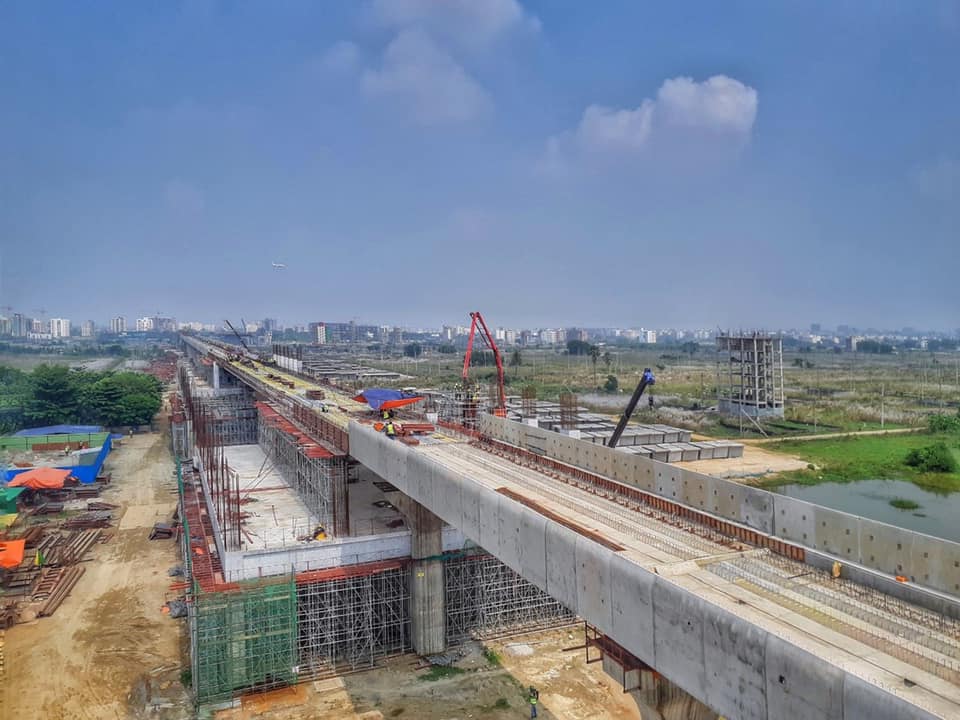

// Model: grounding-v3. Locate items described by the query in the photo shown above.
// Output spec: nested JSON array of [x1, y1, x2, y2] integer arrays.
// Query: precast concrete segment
[[349, 421, 960, 719], [478, 413, 960, 599]]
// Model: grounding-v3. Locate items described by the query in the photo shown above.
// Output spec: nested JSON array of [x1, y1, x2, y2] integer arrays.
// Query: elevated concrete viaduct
[[178, 335, 960, 719], [349, 421, 960, 720]]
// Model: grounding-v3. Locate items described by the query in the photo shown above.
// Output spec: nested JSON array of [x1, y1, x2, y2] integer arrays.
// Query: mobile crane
[[607, 367, 655, 448]]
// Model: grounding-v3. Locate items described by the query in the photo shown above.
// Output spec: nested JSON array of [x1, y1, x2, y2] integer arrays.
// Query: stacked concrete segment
[[349, 423, 947, 720], [477, 414, 960, 601]]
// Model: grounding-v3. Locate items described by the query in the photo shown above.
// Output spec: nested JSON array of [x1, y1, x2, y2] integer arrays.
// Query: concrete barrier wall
[[350, 422, 945, 720], [477, 415, 960, 598]]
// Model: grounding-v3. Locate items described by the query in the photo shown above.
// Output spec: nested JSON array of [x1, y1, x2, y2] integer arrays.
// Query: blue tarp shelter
[[14, 424, 103, 437], [3, 435, 112, 485]]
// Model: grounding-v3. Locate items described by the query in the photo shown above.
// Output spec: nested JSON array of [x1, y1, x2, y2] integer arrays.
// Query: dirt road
[[742, 427, 923, 444], [5, 424, 190, 720]]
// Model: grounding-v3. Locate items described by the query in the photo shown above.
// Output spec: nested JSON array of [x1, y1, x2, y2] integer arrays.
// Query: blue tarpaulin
[[3, 435, 112, 485], [353, 388, 421, 411], [14, 424, 103, 437]]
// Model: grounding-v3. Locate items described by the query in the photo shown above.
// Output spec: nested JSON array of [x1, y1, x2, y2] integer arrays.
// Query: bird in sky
[[271, 262, 286, 269]]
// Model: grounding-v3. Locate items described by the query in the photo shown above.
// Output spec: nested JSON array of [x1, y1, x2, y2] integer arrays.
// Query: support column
[[212, 361, 221, 390], [396, 494, 446, 656], [602, 656, 717, 720]]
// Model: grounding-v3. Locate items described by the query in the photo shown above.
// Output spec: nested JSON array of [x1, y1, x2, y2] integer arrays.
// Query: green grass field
[[764, 432, 960, 492]]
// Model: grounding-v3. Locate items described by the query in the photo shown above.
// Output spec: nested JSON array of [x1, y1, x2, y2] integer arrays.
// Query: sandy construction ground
[[4, 419, 190, 720]]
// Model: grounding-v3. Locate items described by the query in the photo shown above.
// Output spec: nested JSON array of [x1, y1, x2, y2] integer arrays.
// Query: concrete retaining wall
[[349, 422, 946, 720], [477, 415, 960, 599]]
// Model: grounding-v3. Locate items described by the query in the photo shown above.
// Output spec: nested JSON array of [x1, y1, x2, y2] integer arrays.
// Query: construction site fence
[[0, 431, 111, 451]]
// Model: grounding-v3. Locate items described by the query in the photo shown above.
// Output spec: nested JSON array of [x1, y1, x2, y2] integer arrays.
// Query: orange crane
[[462, 311, 507, 417]]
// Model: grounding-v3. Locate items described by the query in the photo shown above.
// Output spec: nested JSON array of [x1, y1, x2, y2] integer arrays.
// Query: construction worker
[[313, 525, 327, 541], [382, 408, 394, 421], [385, 421, 397, 440], [528, 686, 539, 718]]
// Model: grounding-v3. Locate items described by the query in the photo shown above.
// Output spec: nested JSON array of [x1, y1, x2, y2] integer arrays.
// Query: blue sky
[[1, 1, 957, 331]]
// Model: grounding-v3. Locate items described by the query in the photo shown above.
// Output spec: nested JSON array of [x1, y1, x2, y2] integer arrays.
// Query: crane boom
[[462, 311, 507, 417], [607, 368, 655, 448], [224, 319, 251, 353]]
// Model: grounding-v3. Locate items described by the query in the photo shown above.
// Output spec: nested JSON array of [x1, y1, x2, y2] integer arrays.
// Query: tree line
[[0, 365, 164, 433]]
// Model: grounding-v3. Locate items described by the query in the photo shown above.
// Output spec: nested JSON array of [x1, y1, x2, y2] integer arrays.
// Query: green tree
[[566, 339, 592, 356], [437, 344, 456, 354], [680, 341, 700, 356], [24, 365, 79, 426], [603, 375, 619, 393], [509, 349, 522, 367], [589, 345, 601, 386], [403, 343, 422, 358], [602, 351, 612, 370]]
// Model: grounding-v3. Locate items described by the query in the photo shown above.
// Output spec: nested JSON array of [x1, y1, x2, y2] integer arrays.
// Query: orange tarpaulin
[[7, 467, 73, 490], [0, 539, 26, 569]]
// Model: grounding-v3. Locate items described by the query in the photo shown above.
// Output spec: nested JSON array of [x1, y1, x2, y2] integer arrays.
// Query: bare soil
[[680, 442, 808, 481], [4, 419, 191, 720], [214, 628, 642, 720]]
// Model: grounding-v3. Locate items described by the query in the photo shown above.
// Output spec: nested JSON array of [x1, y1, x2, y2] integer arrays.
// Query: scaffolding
[[296, 562, 411, 676], [257, 402, 349, 536], [191, 575, 299, 704], [716, 332, 785, 418], [444, 552, 574, 643]]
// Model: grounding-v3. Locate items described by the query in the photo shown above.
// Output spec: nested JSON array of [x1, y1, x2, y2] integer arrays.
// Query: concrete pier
[[396, 494, 446, 656]]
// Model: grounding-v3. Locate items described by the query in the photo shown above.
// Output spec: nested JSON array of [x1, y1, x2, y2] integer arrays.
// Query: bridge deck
[[417, 436, 960, 716]]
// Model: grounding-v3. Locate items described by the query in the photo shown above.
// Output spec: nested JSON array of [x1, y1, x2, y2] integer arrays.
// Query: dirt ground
[[680, 442, 808, 481], [214, 627, 642, 720], [4, 417, 191, 720]]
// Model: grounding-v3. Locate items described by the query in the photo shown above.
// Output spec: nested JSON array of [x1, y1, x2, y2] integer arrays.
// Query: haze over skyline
[[1, 2, 958, 331]]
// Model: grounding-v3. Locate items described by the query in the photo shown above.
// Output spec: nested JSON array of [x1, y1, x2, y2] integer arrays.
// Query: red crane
[[462, 311, 507, 417]]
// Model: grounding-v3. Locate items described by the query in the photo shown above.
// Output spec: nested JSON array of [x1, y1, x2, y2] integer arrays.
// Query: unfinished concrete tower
[[716, 332, 784, 418]]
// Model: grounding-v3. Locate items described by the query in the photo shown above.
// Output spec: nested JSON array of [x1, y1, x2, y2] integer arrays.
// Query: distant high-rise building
[[0, 316, 11, 335], [642, 330, 657, 344], [49, 318, 71, 338], [31, 319, 45, 334], [136, 317, 154, 332], [12, 313, 26, 337], [810, 323, 821, 333], [80, 320, 95, 337], [110, 316, 127, 334], [391, 326, 403, 345], [262, 318, 279, 333]]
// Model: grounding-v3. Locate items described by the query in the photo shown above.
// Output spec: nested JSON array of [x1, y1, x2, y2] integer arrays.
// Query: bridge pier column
[[212, 361, 221, 390], [396, 494, 446, 656]]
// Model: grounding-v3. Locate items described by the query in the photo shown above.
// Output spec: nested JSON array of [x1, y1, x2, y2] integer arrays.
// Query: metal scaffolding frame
[[257, 403, 349, 536], [296, 563, 411, 677], [444, 552, 574, 643], [716, 332, 785, 418]]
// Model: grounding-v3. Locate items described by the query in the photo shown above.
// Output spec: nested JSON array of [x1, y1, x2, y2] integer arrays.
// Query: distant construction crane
[[462, 311, 507, 418]]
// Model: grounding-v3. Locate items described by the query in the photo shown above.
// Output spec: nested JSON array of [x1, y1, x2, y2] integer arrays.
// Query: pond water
[[770, 479, 960, 543]]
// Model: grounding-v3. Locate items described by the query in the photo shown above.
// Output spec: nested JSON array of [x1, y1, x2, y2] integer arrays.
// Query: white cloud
[[320, 41, 360, 74], [655, 75, 757, 135], [544, 74, 758, 172], [369, 0, 539, 47], [362, 29, 491, 125]]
